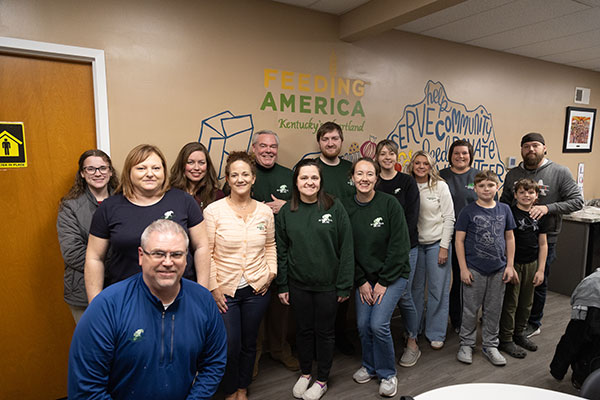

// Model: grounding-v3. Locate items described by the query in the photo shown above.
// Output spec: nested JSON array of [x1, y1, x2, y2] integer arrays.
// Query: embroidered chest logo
[[347, 179, 355, 187], [277, 184, 289, 194], [257, 222, 266, 231], [537, 179, 549, 196], [466, 183, 475, 190], [394, 188, 401, 194], [130, 328, 144, 342], [163, 210, 175, 220], [370, 217, 384, 228], [319, 213, 333, 224]]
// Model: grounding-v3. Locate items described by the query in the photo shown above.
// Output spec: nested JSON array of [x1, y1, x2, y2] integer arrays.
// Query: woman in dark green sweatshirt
[[343, 158, 411, 398], [276, 158, 354, 400]]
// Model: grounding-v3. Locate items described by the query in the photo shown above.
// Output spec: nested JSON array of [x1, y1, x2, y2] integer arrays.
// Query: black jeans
[[221, 286, 271, 395], [289, 284, 338, 382], [528, 242, 557, 329]]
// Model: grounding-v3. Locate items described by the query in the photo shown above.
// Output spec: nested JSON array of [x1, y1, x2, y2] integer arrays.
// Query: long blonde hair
[[406, 150, 443, 189]]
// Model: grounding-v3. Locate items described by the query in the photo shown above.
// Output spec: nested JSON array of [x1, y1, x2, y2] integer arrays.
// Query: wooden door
[[0, 53, 96, 399]]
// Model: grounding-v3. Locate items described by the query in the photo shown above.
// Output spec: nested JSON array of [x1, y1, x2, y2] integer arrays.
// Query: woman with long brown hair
[[57, 149, 118, 323], [169, 142, 224, 209]]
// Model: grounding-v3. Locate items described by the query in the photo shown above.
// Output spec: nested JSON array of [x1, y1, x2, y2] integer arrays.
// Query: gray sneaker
[[483, 347, 507, 366], [379, 376, 398, 397], [352, 366, 375, 384], [399, 347, 421, 367], [457, 346, 473, 364]]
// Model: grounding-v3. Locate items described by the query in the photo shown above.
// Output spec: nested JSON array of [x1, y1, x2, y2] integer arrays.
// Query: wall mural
[[200, 81, 505, 187], [386, 80, 505, 183], [198, 110, 254, 179]]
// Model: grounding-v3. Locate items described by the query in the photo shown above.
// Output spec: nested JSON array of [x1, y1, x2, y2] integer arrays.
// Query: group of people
[[59, 121, 583, 399]]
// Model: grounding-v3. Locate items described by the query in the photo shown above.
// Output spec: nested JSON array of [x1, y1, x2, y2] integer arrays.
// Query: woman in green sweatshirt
[[276, 158, 354, 400], [343, 158, 411, 398]]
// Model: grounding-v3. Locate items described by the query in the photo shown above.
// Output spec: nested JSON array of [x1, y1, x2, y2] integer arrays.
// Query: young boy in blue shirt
[[455, 170, 517, 366], [499, 178, 548, 358]]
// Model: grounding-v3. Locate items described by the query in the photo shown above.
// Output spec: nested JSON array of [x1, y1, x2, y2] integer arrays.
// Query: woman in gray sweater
[[56, 149, 118, 323]]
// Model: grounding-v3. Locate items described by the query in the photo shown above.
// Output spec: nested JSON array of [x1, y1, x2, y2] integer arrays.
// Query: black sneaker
[[514, 335, 538, 351], [499, 341, 527, 358]]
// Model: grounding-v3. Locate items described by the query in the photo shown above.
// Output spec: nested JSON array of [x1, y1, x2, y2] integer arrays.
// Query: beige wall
[[2, 0, 599, 197]]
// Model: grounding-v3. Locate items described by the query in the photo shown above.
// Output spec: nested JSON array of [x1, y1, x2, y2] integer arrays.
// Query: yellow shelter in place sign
[[0, 122, 27, 168]]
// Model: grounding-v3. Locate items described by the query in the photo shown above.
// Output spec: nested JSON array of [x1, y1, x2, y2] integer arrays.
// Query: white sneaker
[[430, 340, 444, 350], [302, 381, 327, 400], [352, 366, 375, 383], [379, 376, 398, 397], [293, 375, 311, 398], [457, 346, 473, 364], [483, 347, 507, 366]]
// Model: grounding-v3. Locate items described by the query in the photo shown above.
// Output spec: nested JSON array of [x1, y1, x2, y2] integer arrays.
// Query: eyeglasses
[[83, 166, 110, 174], [142, 248, 187, 261]]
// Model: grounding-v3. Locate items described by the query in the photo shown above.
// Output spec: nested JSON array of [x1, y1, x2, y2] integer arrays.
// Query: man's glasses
[[83, 166, 110, 174], [142, 249, 187, 261]]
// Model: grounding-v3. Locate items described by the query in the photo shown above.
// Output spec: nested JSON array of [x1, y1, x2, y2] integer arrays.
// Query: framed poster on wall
[[563, 106, 596, 153]]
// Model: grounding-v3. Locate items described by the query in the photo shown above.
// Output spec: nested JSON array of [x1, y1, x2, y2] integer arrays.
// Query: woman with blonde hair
[[406, 150, 455, 350], [57, 149, 118, 323], [169, 142, 224, 209], [85, 144, 209, 302], [204, 151, 276, 400]]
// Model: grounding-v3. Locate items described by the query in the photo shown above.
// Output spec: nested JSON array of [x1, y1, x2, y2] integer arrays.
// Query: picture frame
[[563, 106, 596, 153]]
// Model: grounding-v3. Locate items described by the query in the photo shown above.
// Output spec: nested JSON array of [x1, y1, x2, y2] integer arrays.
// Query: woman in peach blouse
[[204, 151, 276, 400]]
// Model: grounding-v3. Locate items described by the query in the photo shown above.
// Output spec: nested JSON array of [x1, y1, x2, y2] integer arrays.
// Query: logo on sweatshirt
[[347, 179, 355, 187], [257, 222, 266, 231], [466, 183, 475, 190], [163, 210, 175, 220], [319, 213, 333, 224], [277, 184, 289, 194], [394, 188, 401, 194], [370, 217, 384, 228], [537, 179, 549, 196], [131, 329, 144, 342]]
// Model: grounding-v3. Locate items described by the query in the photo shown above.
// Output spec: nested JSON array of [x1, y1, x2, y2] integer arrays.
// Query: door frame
[[0, 36, 111, 154]]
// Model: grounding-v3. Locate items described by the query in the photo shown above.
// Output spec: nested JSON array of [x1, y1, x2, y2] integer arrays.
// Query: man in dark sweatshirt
[[500, 132, 583, 338]]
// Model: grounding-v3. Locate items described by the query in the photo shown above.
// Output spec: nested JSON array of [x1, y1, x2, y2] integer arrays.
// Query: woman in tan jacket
[[204, 151, 276, 400]]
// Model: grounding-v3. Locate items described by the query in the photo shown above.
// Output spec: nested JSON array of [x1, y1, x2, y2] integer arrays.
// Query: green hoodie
[[276, 198, 354, 297], [343, 191, 410, 287]]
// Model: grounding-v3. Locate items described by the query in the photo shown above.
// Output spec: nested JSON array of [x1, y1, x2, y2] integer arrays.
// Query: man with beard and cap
[[314, 121, 355, 355], [500, 132, 583, 338], [250, 130, 299, 375]]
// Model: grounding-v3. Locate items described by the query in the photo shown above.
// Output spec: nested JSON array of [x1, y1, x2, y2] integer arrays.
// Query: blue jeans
[[356, 277, 407, 380], [221, 286, 271, 395], [412, 241, 452, 342], [397, 246, 419, 338], [528, 242, 557, 328]]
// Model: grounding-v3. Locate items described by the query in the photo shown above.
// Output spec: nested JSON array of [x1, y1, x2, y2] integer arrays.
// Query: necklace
[[228, 196, 252, 210]]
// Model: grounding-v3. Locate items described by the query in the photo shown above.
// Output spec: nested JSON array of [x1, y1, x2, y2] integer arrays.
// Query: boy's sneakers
[[514, 335, 538, 351], [499, 341, 526, 358], [523, 323, 541, 338], [293, 375, 311, 398], [379, 376, 398, 397], [457, 346, 473, 364], [483, 347, 507, 366], [399, 347, 421, 367], [302, 381, 327, 400], [352, 366, 375, 384]]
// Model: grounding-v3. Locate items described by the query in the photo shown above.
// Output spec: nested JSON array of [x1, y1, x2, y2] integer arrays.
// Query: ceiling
[[272, 0, 600, 72]]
